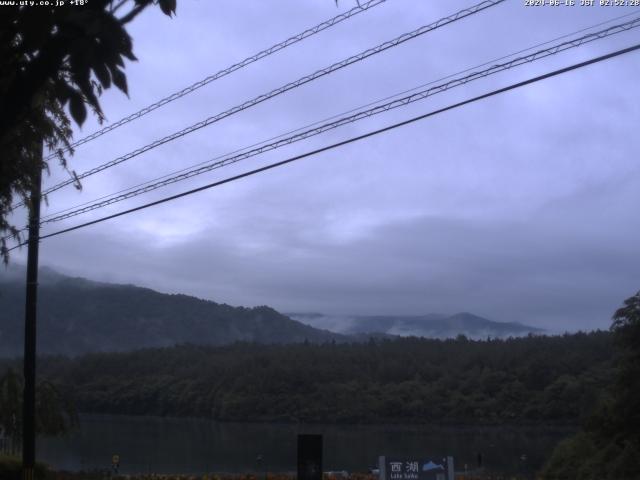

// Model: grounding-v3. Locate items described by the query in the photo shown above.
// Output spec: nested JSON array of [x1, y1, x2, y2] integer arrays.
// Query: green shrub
[[0, 454, 51, 480]]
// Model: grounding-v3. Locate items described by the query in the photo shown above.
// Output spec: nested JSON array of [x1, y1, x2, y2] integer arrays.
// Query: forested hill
[[288, 312, 544, 339], [27, 331, 613, 424], [0, 267, 544, 356], [0, 269, 343, 356]]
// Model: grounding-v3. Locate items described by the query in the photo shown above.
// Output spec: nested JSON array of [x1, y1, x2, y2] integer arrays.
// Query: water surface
[[37, 414, 574, 477]]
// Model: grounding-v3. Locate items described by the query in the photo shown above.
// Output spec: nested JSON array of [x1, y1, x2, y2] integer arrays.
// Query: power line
[[9, 42, 639, 252], [34, 16, 640, 226], [43, 0, 391, 162], [37, 9, 640, 224], [35, 0, 505, 199], [5, 12, 639, 242]]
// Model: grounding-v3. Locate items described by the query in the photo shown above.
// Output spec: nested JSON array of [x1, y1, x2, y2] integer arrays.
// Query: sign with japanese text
[[378, 456, 454, 480]]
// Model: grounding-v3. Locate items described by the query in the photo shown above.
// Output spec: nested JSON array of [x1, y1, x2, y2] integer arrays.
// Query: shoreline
[[74, 412, 582, 430]]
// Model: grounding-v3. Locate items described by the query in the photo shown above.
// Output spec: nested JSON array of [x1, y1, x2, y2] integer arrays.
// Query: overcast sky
[[5, 0, 640, 331]]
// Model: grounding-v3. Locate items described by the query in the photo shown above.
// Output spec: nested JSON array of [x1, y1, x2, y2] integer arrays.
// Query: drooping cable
[[8, 42, 639, 252], [34, 16, 640, 226], [35, 0, 506, 199], [37, 9, 640, 223], [44, 0, 391, 161]]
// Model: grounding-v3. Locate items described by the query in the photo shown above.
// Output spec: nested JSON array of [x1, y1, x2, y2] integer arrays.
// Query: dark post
[[297, 434, 322, 480], [22, 143, 42, 480]]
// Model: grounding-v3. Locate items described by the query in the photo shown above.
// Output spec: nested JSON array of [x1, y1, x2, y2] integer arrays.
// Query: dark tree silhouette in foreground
[[0, 368, 77, 453], [0, 0, 177, 262], [542, 290, 640, 480]]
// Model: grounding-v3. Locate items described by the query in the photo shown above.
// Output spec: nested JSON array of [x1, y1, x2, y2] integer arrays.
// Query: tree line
[[541, 291, 640, 479], [1, 331, 614, 425]]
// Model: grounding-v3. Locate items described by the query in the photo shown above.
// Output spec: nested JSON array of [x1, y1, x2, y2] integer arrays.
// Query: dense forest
[[0, 268, 541, 356], [541, 291, 640, 480], [0, 269, 343, 356], [2, 331, 613, 425]]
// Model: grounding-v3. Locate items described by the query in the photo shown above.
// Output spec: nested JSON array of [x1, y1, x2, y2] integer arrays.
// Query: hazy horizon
[[4, 0, 639, 333], [0, 262, 617, 335]]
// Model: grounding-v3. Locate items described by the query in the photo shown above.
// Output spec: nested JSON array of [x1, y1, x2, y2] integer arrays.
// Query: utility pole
[[22, 141, 42, 480]]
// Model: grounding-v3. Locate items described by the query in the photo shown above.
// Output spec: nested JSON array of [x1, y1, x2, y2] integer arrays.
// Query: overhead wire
[[33, 0, 506, 199], [37, 8, 640, 223], [8, 41, 640, 252], [32, 15, 640, 226], [5, 10, 639, 243], [43, 0, 391, 161]]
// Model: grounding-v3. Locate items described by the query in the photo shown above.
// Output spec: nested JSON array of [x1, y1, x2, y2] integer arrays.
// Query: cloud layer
[[5, 0, 640, 331]]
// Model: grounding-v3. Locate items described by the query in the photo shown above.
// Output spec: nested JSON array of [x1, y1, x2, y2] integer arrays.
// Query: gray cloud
[[6, 0, 640, 332], [24, 164, 639, 332]]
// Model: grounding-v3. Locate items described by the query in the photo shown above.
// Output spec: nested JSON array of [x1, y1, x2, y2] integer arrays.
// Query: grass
[[0, 457, 538, 480]]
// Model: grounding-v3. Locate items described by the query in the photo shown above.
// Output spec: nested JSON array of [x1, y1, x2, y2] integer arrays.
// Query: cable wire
[[43, 0, 391, 161], [8, 42, 639, 252], [34, 16, 640, 226], [35, 0, 506, 198], [37, 8, 640, 223], [5, 12, 638, 241]]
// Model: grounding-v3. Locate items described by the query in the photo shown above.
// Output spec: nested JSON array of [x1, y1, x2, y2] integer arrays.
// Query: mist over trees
[[0, 274, 343, 356]]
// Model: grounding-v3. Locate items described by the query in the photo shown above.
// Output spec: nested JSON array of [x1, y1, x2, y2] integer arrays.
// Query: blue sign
[[379, 456, 454, 480]]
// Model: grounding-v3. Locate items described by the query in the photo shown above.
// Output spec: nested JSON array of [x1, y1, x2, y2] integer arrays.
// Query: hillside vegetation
[[288, 312, 543, 339], [0, 267, 548, 355], [17, 331, 614, 424], [0, 273, 342, 356], [541, 291, 640, 480]]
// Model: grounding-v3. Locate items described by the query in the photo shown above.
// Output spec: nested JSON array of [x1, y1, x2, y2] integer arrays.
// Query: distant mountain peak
[[288, 311, 544, 340], [0, 267, 544, 356]]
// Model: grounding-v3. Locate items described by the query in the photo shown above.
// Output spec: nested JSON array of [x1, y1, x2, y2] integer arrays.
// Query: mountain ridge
[[1, 266, 543, 357], [287, 311, 544, 339], [0, 266, 345, 356]]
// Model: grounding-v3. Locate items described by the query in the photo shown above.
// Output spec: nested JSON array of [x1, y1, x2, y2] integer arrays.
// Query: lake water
[[37, 414, 575, 477]]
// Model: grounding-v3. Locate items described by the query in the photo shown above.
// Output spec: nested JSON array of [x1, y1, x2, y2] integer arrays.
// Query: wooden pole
[[22, 142, 42, 480]]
